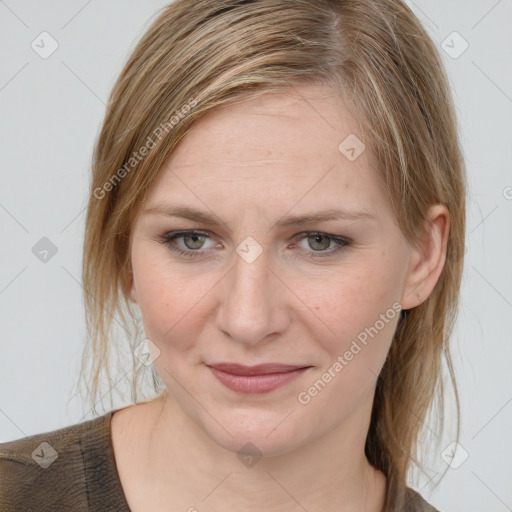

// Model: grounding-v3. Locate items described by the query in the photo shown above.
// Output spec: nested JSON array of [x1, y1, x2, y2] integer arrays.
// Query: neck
[[140, 392, 386, 512]]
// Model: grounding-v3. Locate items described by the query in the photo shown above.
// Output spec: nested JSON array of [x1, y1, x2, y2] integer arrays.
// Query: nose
[[215, 247, 290, 346]]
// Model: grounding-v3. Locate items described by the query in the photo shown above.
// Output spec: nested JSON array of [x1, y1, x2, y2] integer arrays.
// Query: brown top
[[0, 410, 440, 511]]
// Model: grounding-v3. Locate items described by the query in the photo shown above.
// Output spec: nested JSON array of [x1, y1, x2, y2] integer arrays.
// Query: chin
[[216, 432, 302, 461], [200, 409, 308, 459]]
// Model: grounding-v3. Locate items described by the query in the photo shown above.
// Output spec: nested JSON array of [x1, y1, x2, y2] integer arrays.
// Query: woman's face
[[129, 84, 423, 456]]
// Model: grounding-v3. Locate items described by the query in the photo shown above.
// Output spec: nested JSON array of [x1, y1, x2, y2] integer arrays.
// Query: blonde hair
[[78, 0, 466, 508]]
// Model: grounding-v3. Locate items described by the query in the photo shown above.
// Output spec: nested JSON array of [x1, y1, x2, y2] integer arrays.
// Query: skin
[[111, 84, 450, 511]]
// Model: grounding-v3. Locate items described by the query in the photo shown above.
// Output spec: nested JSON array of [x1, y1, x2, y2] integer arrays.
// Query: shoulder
[[405, 487, 441, 512], [0, 411, 123, 511]]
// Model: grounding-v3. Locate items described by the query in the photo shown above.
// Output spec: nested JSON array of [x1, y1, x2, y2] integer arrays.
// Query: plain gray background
[[1, 1, 511, 510]]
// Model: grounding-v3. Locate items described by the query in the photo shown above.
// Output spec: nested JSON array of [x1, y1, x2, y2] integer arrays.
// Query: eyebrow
[[143, 204, 376, 228]]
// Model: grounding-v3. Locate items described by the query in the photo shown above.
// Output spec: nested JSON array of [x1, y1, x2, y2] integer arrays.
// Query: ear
[[400, 204, 450, 310]]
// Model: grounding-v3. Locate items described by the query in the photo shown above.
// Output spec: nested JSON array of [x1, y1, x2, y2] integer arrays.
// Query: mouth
[[206, 363, 313, 394]]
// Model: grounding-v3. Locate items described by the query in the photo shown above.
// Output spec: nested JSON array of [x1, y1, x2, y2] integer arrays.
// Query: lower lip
[[208, 366, 311, 394]]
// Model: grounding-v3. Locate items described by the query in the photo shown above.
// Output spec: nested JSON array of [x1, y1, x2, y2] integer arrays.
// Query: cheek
[[302, 261, 397, 327], [131, 247, 217, 346], [299, 261, 401, 368]]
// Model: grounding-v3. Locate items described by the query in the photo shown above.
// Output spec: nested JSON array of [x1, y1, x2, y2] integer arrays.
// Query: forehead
[[169, 84, 360, 170], [143, 84, 390, 223]]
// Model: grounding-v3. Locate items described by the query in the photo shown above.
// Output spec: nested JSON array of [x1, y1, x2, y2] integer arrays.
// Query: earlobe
[[400, 204, 450, 310]]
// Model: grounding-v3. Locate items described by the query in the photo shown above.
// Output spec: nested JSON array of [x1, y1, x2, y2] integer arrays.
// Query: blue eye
[[157, 230, 350, 259]]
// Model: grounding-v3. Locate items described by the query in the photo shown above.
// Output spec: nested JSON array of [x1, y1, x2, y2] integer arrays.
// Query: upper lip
[[207, 363, 310, 376]]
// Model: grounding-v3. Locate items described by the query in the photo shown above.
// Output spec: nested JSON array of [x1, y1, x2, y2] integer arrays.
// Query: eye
[[295, 232, 350, 257], [157, 230, 217, 258]]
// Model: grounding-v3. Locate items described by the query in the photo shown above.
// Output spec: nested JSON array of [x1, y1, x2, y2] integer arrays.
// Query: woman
[[0, 0, 466, 510]]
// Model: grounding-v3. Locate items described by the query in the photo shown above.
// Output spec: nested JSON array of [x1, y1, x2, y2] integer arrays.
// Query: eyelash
[[156, 230, 351, 259]]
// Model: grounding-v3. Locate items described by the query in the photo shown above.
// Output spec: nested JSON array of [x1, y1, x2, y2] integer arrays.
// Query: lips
[[206, 363, 310, 376], [207, 363, 312, 394]]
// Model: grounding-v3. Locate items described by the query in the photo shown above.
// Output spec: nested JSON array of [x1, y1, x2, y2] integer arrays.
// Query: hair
[[77, 0, 466, 509]]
